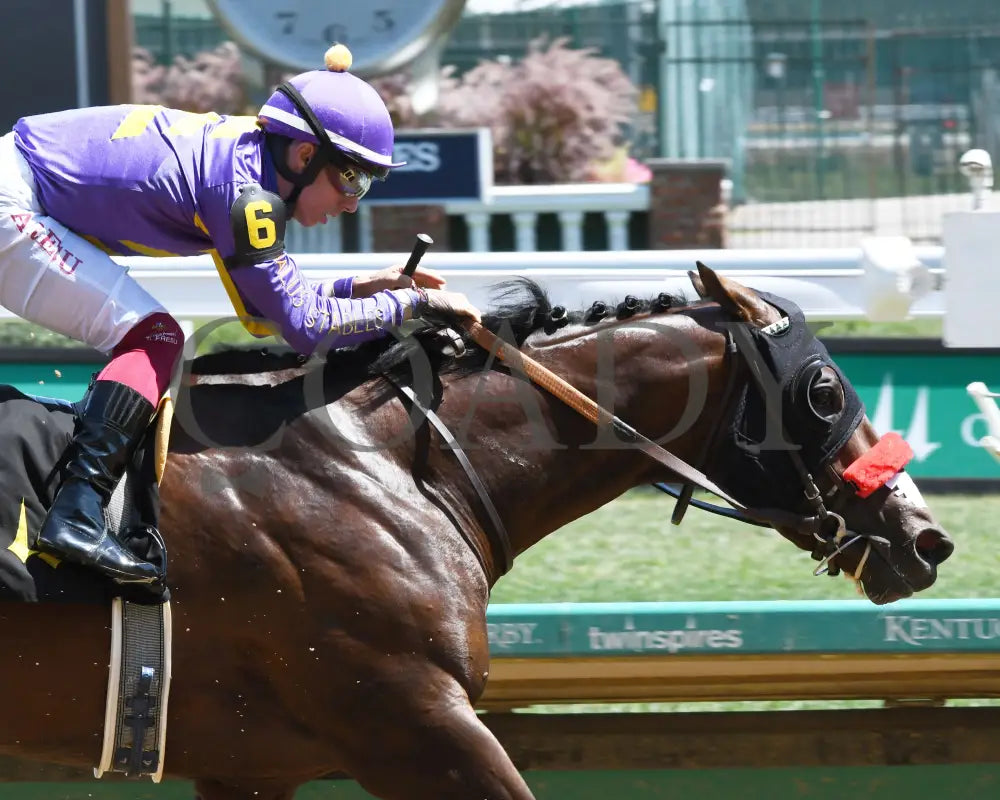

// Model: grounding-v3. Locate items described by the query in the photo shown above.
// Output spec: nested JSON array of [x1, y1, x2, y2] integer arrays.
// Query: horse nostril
[[916, 527, 954, 566]]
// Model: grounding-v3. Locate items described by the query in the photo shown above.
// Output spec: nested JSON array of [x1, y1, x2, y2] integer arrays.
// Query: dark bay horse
[[0, 264, 953, 799]]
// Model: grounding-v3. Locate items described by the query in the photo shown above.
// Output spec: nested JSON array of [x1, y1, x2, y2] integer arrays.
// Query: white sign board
[[943, 210, 1000, 347]]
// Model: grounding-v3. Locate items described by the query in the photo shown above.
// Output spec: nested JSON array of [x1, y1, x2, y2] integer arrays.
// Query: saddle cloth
[[0, 385, 166, 603]]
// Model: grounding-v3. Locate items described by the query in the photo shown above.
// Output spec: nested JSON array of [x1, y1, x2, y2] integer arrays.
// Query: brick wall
[[647, 159, 729, 249], [369, 205, 450, 252]]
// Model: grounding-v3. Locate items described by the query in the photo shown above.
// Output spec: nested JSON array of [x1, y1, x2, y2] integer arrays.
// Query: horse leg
[[346, 699, 535, 800], [193, 778, 298, 800]]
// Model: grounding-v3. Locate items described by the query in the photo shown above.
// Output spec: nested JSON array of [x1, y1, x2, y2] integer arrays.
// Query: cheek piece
[[842, 431, 914, 499]]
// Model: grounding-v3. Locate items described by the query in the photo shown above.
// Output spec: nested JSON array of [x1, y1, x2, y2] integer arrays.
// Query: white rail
[[0, 246, 939, 324]]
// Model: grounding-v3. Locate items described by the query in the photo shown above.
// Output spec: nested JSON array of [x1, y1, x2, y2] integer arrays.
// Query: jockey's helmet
[[257, 44, 404, 194]]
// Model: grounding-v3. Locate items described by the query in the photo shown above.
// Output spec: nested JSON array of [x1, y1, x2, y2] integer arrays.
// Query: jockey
[[0, 44, 481, 585]]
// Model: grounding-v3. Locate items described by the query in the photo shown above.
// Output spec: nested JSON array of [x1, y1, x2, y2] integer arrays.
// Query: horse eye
[[813, 386, 836, 407], [809, 368, 845, 420]]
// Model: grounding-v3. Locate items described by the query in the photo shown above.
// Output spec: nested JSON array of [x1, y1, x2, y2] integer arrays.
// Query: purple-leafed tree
[[131, 47, 166, 105], [369, 72, 425, 131], [434, 37, 639, 184], [132, 42, 248, 116]]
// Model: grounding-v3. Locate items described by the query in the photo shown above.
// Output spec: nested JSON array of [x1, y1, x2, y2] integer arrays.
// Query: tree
[[132, 42, 248, 115], [131, 47, 165, 105], [132, 37, 641, 184], [369, 71, 425, 131], [395, 37, 640, 184]]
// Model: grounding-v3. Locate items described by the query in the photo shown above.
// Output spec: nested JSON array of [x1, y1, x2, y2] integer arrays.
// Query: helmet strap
[[276, 81, 342, 173], [266, 135, 310, 186], [265, 134, 313, 211], [267, 81, 350, 211]]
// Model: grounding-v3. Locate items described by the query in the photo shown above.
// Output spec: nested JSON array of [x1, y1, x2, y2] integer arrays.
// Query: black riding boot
[[36, 380, 162, 584]]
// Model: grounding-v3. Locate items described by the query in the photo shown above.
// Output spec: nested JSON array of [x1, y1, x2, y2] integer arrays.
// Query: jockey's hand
[[353, 263, 446, 297], [420, 289, 482, 323]]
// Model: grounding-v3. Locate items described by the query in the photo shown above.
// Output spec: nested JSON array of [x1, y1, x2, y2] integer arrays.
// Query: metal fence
[[449, 5, 1000, 246], [133, 12, 224, 64], [657, 15, 1000, 246]]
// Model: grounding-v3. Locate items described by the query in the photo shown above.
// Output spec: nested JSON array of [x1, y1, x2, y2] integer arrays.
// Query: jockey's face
[[285, 142, 360, 227]]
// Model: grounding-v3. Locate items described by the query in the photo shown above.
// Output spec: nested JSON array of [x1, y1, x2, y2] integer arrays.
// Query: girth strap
[[394, 383, 514, 580]]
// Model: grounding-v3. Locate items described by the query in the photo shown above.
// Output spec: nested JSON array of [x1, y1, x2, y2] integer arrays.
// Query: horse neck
[[441, 309, 730, 570]]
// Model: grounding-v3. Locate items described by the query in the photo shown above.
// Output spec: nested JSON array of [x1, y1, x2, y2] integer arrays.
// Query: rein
[[463, 321, 816, 532], [391, 380, 514, 582], [461, 319, 907, 586], [393, 313, 907, 588]]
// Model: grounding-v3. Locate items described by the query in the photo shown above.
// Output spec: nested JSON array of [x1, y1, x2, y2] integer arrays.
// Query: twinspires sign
[[363, 128, 493, 205], [484, 600, 1000, 657]]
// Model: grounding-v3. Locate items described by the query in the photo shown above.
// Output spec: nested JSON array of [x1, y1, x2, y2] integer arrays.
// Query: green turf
[[491, 487, 992, 604]]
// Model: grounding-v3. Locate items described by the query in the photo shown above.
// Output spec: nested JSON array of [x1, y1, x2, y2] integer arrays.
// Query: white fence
[[285, 183, 652, 255], [284, 177, 995, 255], [4, 156, 988, 330], [445, 183, 650, 253], [37, 244, 939, 328]]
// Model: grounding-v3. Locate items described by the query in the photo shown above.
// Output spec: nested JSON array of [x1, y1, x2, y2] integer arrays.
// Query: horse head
[[677, 262, 953, 604]]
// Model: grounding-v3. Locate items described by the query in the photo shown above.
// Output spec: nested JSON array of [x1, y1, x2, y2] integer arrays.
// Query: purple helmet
[[257, 45, 404, 177]]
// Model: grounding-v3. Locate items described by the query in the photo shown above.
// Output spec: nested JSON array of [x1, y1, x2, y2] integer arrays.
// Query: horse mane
[[188, 279, 689, 381]]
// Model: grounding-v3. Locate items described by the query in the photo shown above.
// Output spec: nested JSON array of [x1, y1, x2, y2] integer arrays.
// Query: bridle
[[392, 305, 911, 589], [654, 320, 870, 580], [651, 296, 913, 583]]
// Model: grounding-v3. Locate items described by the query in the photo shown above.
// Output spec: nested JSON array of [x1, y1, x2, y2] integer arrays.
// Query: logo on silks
[[147, 320, 180, 346], [146, 321, 177, 344], [363, 128, 493, 205]]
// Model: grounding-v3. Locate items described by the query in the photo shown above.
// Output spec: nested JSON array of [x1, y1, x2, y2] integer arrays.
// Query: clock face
[[206, 0, 467, 76]]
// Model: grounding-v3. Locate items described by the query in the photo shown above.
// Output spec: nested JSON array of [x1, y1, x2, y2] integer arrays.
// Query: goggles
[[327, 156, 389, 200], [328, 161, 372, 199]]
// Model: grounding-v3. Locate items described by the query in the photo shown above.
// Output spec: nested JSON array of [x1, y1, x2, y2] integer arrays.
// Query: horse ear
[[688, 268, 709, 299], [691, 261, 779, 327]]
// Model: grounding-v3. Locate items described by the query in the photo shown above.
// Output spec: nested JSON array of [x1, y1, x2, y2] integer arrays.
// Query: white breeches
[[0, 132, 165, 354]]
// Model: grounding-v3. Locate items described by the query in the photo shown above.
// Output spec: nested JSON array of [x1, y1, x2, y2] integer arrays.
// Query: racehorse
[[0, 264, 953, 799]]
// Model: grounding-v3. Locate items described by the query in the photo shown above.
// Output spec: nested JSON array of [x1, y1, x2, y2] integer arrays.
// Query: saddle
[[0, 384, 172, 781]]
